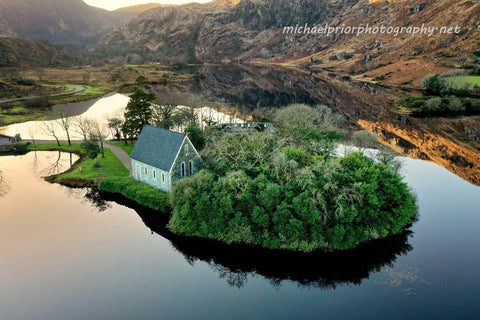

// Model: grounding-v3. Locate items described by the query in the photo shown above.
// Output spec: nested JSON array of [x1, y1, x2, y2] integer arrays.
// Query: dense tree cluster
[[168, 104, 417, 251]]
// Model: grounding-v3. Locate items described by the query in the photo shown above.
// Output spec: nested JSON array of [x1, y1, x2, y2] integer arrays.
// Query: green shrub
[[99, 176, 171, 212], [13, 78, 36, 86], [421, 97, 442, 113], [447, 98, 466, 112], [460, 64, 475, 70], [169, 153, 417, 251], [12, 142, 29, 153], [24, 96, 49, 109], [399, 96, 427, 109], [470, 100, 480, 112], [422, 74, 447, 96]]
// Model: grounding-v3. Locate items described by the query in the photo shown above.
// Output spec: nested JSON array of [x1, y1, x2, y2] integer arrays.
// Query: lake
[[0, 151, 479, 319], [0, 93, 130, 140], [1, 64, 479, 185]]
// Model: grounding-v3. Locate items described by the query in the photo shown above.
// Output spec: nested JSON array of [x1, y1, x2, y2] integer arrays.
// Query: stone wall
[[131, 159, 171, 193], [171, 137, 203, 187]]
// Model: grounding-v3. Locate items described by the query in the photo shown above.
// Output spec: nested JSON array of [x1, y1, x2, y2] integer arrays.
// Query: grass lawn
[[24, 142, 129, 183], [110, 142, 135, 155], [447, 76, 480, 88], [27, 142, 83, 153], [56, 148, 129, 182], [72, 85, 110, 96]]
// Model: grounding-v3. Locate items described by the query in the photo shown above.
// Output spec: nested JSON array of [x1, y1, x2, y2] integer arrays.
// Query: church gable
[[130, 125, 203, 192]]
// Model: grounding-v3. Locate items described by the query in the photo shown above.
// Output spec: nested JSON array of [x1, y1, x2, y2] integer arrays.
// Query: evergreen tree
[[185, 124, 206, 150], [122, 77, 156, 139], [422, 74, 447, 96]]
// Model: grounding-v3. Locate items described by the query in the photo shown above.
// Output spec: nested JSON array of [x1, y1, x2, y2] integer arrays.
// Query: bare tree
[[215, 104, 222, 124], [376, 145, 403, 173], [42, 122, 61, 146], [41, 151, 63, 176], [56, 109, 73, 145], [274, 104, 343, 133], [177, 105, 198, 129], [89, 120, 109, 158], [151, 102, 177, 129], [27, 127, 36, 146], [351, 130, 379, 153], [73, 116, 92, 141], [202, 107, 217, 127]]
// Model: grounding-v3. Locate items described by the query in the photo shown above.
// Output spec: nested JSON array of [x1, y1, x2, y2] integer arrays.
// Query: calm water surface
[[0, 152, 479, 319], [0, 94, 130, 140]]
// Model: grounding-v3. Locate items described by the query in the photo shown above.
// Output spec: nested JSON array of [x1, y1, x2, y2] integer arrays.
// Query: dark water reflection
[[105, 193, 413, 290], [152, 64, 395, 115], [1, 152, 480, 320], [153, 64, 480, 185]]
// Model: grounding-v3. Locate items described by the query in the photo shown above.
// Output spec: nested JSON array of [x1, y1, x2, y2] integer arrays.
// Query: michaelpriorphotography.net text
[[283, 23, 462, 37]]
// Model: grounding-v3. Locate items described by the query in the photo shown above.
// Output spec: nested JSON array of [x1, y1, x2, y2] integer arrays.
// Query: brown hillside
[[115, 3, 162, 13], [0, 36, 79, 67], [95, 0, 480, 84]]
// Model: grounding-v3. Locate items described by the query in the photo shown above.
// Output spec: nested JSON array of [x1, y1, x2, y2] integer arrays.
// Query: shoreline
[[1, 144, 416, 254]]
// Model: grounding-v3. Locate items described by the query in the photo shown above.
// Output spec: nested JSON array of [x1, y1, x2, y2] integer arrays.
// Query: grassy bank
[[27, 142, 83, 153], [51, 148, 129, 184], [6, 143, 130, 185], [98, 176, 170, 213], [21, 142, 170, 211], [48, 85, 112, 104]]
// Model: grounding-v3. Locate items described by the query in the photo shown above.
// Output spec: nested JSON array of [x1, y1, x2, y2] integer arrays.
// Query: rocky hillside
[[95, 0, 480, 84], [95, 2, 223, 63], [115, 3, 162, 14], [0, 0, 134, 47], [0, 36, 80, 67]]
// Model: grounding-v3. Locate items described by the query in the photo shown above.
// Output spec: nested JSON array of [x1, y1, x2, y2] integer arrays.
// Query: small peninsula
[[168, 104, 418, 251]]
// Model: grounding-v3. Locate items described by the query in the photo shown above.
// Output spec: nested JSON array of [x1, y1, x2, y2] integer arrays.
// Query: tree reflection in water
[[83, 188, 111, 212], [40, 151, 63, 176], [66, 187, 112, 213], [99, 192, 414, 290], [0, 168, 9, 197]]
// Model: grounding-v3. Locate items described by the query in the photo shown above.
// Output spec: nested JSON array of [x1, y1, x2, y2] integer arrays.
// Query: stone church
[[130, 125, 203, 193]]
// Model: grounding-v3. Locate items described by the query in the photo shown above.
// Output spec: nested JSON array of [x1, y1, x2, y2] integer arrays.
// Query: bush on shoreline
[[169, 152, 417, 251], [398, 95, 480, 116], [98, 176, 170, 213]]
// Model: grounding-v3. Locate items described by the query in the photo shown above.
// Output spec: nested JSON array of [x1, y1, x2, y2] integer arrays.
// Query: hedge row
[[98, 176, 171, 213]]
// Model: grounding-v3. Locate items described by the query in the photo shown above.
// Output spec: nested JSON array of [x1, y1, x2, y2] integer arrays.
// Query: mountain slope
[[115, 3, 162, 13], [95, 0, 480, 84], [0, 36, 79, 67], [0, 0, 134, 47], [96, 2, 222, 63]]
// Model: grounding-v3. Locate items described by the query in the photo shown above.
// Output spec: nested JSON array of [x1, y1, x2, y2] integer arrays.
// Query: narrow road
[[105, 142, 132, 176], [0, 84, 84, 104]]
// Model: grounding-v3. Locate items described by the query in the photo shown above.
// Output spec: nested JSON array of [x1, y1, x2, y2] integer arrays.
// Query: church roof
[[130, 125, 186, 172]]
